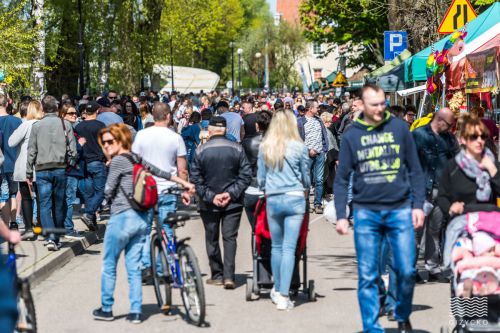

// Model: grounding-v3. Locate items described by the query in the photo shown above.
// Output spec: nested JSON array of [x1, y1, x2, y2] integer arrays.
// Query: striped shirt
[[104, 153, 172, 215], [304, 116, 323, 153]]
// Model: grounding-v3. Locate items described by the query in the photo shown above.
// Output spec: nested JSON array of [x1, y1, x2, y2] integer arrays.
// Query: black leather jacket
[[242, 133, 263, 187], [412, 124, 459, 198], [191, 135, 252, 212]]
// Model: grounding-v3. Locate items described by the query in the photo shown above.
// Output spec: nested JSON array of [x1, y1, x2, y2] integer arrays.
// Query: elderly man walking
[[190, 116, 252, 289]]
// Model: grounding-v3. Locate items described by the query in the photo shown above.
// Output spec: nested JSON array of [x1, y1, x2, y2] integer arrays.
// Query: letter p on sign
[[384, 31, 407, 61]]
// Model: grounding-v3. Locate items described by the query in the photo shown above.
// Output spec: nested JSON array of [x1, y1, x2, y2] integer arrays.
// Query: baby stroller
[[245, 197, 316, 302], [440, 211, 500, 333]]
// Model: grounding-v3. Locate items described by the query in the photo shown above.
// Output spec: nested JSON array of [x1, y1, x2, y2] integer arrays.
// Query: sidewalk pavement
[[4, 213, 108, 288]]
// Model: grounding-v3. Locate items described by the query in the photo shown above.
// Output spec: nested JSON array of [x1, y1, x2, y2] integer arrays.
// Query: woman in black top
[[437, 114, 500, 217], [437, 114, 500, 268]]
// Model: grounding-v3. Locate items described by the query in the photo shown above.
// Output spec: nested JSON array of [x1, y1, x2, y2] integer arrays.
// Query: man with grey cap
[[190, 116, 252, 289], [96, 97, 123, 126]]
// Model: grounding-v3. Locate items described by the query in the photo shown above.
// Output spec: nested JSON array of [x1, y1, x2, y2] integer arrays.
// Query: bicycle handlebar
[[159, 186, 185, 196]]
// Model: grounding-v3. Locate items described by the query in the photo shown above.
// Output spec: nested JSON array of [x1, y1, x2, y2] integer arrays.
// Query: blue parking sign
[[384, 31, 407, 61]]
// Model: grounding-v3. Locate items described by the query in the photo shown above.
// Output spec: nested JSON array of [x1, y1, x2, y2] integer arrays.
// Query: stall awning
[[405, 2, 500, 82]]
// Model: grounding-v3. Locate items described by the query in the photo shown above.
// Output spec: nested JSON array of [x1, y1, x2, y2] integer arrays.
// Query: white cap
[[344, 92, 350, 96]]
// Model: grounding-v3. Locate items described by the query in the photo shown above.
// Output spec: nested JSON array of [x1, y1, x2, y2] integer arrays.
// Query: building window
[[312, 42, 322, 55], [313, 68, 322, 80]]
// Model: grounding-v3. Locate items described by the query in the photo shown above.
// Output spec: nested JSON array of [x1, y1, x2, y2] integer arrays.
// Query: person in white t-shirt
[[132, 102, 188, 278]]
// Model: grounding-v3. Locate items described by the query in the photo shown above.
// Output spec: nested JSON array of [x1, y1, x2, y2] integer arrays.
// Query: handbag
[[60, 119, 72, 166]]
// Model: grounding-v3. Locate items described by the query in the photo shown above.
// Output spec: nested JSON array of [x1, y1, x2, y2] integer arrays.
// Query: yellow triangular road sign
[[438, 0, 477, 34], [332, 72, 348, 87]]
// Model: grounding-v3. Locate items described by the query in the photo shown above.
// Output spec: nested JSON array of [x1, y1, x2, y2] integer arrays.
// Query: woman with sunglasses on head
[[93, 123, 194, 324], [437, 114, 500, 269]]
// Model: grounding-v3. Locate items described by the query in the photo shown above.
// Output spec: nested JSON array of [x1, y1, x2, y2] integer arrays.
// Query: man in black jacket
[[412, 107, 459, 277], [190, 116, 252, 289]]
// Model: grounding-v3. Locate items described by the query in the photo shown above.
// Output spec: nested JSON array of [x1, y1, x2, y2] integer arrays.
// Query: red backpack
[[120, 154, 158, 211]]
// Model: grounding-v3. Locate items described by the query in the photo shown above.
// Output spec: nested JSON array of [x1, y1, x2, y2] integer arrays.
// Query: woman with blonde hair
[[8, 100, 44, 240], [257, 109, 310, 311]]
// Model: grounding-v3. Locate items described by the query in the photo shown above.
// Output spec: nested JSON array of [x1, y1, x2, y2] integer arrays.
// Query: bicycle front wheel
[[178, 245, 205, 326], [150, 233, 172, 314], [16, 279, 37, 333]]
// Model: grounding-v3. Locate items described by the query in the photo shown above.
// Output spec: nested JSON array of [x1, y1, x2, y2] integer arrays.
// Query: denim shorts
[[0, 173, 18, 200]]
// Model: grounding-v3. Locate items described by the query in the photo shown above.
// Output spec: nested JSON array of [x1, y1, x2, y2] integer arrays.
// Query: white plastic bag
[[323, 199, 350, 224]]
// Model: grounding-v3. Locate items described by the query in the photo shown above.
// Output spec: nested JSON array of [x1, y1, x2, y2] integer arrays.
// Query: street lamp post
[[170, 35, 174, 93], [77, 0, 85, 96], [255, 52, 262, 90], [237, 48, 243, 94], [229, 42, 235, 97]]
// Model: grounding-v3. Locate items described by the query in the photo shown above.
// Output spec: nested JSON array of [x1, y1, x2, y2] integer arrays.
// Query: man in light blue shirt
[[96, 98, 123, 127], [217, 101, 244, 143]]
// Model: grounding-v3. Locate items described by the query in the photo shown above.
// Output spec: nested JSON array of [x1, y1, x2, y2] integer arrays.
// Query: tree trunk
[[31, 0, 45, 98]]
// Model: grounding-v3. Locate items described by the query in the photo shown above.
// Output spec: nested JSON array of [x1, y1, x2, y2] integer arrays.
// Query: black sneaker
[[64, 230, 85, 240], [398, 320, 413, 333], [9, 222, 18, 230], [126, 313, 142, 324], [314, 205, 323, 214], [93, 308, 114, 321], [387, 310, 396, 321], [81, 214, 96, 231], [21, 230, 37, 241]]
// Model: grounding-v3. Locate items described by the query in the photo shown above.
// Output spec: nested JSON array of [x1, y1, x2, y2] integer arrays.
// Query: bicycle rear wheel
[[178, 245, 205, 326], [16, 279, 37, 333], [150, 233, 172, 314]]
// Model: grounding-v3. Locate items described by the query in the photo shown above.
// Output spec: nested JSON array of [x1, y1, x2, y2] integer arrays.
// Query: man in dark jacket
[[412, 107, 458, 277], [190, 116, 252, 289], [297, 100, 328, 214]]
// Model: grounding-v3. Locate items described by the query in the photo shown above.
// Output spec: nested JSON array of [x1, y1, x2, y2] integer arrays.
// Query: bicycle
[[4, 226, 66, 333], [150, 188, 206, 326]]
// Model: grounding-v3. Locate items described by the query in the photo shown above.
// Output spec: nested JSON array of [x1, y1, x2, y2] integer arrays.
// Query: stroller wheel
[[245, 277, 253, 302], [308, 280, 317, 302]]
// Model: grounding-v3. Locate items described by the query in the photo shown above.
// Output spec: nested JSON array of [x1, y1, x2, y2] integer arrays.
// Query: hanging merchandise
[[426, 27, 468, 109]]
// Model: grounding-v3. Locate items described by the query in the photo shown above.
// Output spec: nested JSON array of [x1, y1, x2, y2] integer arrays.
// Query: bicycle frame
[[156, 220, 184, 288]]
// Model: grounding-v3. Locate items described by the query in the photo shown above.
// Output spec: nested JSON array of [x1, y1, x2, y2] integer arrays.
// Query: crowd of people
[[0, 83, 499, 332]]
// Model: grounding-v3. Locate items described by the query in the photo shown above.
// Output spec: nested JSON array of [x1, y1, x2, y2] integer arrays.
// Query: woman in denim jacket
[[257, 110, 310, 311]]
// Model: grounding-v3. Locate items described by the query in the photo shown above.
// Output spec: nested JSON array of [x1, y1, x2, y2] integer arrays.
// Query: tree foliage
[[299, 0, 389, 68]]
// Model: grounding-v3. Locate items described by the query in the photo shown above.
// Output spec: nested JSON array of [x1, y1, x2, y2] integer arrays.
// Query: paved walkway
[[31, 210, 452, 332]]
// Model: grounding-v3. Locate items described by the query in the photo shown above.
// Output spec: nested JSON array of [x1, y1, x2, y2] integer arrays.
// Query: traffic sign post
[[438, 0, 477, 34], [332, 72, 348, 87], [384, 31, 408, 61]]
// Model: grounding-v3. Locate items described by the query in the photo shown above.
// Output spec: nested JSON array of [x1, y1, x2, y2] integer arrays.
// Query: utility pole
[[170, 35, 174, 92], [229, 42, 235, 97], [237, 48, 243, 94]]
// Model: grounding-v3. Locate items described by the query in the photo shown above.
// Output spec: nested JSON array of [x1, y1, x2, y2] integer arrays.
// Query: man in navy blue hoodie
[[334, 84, 425, 333]]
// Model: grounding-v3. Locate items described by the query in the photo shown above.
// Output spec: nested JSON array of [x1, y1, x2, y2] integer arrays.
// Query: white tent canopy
[[397, 84, 426, 97], [152, 65, 220, 94]]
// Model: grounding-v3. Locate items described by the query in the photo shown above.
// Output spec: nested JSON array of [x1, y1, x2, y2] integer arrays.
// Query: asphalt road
[[32, 212, 452, 333]]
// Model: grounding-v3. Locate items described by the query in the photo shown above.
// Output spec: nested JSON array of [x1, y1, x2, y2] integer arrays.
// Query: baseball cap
[[83, 101, 100, 114], [97, 98, 111, 108], [216, 100, 229, 110], [209, 116, 226, 128]]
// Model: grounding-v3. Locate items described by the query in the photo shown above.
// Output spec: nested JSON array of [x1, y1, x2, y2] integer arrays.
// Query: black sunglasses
[[102, 139, 116, 146], [467, 134, 488, 141]]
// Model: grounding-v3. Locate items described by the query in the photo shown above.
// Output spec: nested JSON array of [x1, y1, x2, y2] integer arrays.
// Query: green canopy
[[366, 49, 412, 78], [404, 2, 500, 82]]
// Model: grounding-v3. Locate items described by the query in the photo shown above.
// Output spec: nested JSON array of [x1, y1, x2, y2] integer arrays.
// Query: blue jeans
[[83, 161, 107, 216], [101, 209, 148, 314], [353, 207, 416, 332], [142, 194, 177, 269], [267, 194, 305, 297], [309, 153, 325, 206], [36, 169, 67, 242], [0, 258, 17, 333], [64, 176, 79, 233], [379, 237, 397, 313]]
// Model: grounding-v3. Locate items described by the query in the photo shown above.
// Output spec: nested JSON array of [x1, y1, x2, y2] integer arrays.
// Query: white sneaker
[[270, 287, 279, 304], [276, 295, 294, 311]]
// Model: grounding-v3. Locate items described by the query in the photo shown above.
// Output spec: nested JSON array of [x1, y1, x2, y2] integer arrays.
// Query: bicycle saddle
[[165, 212, 190, 225]]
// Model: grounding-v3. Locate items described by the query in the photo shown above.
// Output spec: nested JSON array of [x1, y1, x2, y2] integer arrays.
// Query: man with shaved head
[[412, 107, 459, 279]]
